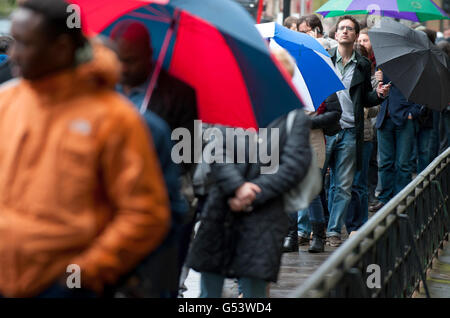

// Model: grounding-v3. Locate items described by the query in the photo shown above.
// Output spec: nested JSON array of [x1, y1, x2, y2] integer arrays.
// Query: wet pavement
[[414, 239, 450, 298], [182, 243, 340, 298]]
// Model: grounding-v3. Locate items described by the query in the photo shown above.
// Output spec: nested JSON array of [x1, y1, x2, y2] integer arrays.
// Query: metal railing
[[290, 147, 450, 298]]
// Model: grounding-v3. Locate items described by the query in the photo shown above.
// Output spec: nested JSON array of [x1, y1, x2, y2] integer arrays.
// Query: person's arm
[[71, 109, 171, 293], [311, 93, 342, 129], [250, 110, 312, 206], [408, 103, 425, 119], [365, 64, 385, 107]]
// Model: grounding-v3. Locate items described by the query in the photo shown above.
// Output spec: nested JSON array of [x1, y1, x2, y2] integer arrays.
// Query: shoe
[[282, 234, 298, 253], [308, 223, 325, 253], [298, 235, 310, 246], [369, 201, 385, 213], [327, 235, 342, 247]]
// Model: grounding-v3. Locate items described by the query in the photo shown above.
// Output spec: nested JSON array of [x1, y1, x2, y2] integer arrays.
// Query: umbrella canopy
[[369, 18, 450, 110], [69, 0, 304, 130], [255, 22, 344, 112], [317, 0, 450, 22]]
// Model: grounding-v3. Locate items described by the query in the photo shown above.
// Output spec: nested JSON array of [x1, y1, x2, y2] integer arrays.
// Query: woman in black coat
[[186, 109, 312, 298]]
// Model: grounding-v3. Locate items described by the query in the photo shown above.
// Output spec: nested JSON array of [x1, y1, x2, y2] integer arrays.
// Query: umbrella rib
[[142, 5, 171, 18], [126, 12, 172, 23]]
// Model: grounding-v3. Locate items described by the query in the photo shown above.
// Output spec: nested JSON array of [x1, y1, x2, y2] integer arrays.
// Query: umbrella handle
[[140, 9, 181, 114]]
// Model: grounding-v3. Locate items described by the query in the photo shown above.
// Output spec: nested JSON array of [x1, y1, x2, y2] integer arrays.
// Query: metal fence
[[290, 147, 450, 298]]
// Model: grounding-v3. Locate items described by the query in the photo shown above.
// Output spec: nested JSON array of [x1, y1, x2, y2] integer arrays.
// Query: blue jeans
[[297, 167, 326, 236], [378, 117, 415, 203], [200, 272, 267, 298], [416, 126, 434, 173], [297, 194, 325, 236], [350, 141, 373, 225], [297, 209, 311, 237], [325, 128, 357, 237]]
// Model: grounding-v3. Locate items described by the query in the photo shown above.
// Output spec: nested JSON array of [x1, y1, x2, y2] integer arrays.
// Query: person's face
[[444, 29, 450, 39], [298, 22, 312, 34], [115, 38, 152, 87], [289, 23, 298, 31], [336, 19, 358, 45], [358, 34, 372, 53], [9, 8, 70, 80]]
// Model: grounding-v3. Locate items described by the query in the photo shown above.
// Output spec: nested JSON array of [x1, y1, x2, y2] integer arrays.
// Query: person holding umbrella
[[324, 16, 389, 247], [368, 18, 450, 211], [109, 21, 190, 298]]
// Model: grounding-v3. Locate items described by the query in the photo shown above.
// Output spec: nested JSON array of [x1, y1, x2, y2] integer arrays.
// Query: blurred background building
[[0, 1, 449, 40], [235, 0, 449, 34]]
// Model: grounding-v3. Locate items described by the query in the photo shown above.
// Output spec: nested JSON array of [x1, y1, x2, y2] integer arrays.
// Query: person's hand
[[228, 197, 254, 212], [228, 197, 246, 212], [376, 82, 391, 98], [235, 182, 261, 204], [306, 30, 316, 38], [375, 70, 383, 82]]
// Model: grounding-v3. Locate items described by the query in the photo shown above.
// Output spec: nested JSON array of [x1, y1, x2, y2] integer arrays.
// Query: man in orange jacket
[[0, 0, 170, 297]]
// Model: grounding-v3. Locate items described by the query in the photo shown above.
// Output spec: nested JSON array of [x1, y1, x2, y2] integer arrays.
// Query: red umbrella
[[70, 0, 304, 129]]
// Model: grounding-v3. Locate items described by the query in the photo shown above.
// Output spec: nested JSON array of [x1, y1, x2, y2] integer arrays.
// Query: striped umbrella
[[256, 22, 344, 112], [69, 0, 304, 130], [317, 0, 450, 22]]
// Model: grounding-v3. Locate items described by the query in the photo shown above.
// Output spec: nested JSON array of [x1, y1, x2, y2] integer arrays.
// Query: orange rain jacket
[[0, 45, 170, 297]]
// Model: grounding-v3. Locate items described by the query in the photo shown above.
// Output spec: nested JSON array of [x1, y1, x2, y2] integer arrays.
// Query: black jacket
[[329, 47, 384, 170], [148, 69, 198, 174], [312, 92, 342, 136], [186, 110, 312, 282]]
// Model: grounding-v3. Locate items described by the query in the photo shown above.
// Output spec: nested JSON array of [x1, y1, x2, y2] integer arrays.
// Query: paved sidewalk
[[182, 244, 340, 298], [414, 239, 450, 298]]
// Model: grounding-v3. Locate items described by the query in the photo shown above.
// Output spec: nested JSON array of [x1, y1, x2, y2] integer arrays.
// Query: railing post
[[397, 214, 431, 298]]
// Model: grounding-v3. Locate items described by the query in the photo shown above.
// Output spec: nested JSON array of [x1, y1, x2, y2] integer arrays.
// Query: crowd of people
[[0, 0, 448, 298], [281, 14, 450, 253]]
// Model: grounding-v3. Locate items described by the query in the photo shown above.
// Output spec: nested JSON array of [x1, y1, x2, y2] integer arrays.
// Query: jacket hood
[[24, 43, 120, 102]]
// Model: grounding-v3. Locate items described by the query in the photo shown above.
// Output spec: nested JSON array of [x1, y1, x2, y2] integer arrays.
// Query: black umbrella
[[369, 18, 450, 111]]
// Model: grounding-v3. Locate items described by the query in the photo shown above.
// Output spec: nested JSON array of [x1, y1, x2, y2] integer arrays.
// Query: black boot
[[308, 222, 325, 253], [282, 231, 298, 253], [282, 212, 299, 253]]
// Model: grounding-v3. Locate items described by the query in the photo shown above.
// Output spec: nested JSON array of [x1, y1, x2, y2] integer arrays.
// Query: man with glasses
[[324, 16, 390, 246]]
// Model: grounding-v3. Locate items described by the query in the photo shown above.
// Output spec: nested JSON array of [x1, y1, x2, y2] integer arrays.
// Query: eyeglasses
[[338, 26, 355, 32]]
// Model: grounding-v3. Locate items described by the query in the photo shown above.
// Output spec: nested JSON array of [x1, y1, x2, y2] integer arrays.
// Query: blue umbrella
[[256, 22, 345, 111]]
